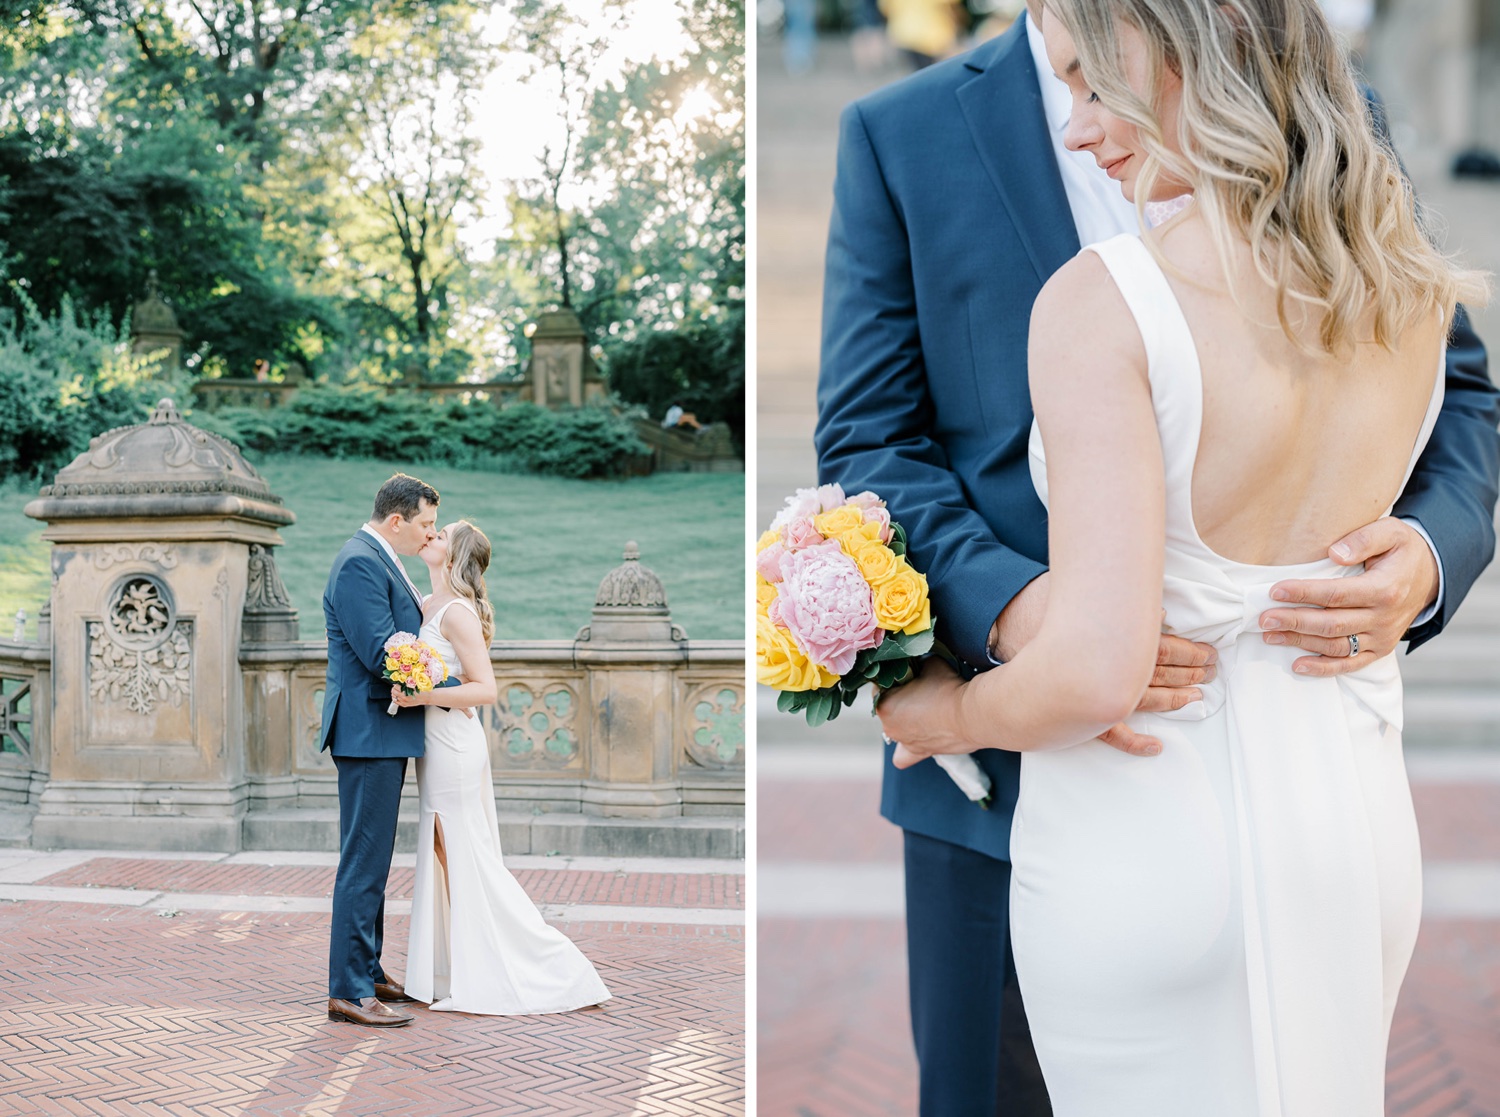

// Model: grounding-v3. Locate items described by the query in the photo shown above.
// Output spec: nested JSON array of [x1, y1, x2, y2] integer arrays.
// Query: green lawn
[[1, 458, 745, 642]]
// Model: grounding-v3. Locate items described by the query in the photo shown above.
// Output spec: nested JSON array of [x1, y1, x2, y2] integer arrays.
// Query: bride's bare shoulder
[[1029, 247, 1146, 392]]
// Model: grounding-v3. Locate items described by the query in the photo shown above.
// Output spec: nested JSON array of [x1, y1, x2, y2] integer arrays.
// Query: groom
[[322, 473, 441, 1028], [816, 5, 1500, 1115]]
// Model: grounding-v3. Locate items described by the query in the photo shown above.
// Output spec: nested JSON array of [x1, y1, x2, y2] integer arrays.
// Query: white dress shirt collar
[[360, 524, 423, 604]]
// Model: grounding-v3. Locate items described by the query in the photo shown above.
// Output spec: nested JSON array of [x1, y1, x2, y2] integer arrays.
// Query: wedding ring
[[1347, 634, 1360, 657]]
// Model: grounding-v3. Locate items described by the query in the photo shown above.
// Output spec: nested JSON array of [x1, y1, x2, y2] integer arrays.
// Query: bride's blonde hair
[[446, 521, 495, 644], [1042, 0, 1488, 353]]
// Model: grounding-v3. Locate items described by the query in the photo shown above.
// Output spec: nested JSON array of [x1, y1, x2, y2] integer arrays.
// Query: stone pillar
[[527, 309, 604, 409], [23, 399, 295, 851], [130, 271, 186, 373], [573, 543, 689, 817]]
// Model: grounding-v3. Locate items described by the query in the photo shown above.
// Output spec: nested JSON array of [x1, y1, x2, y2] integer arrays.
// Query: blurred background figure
[[759, 1, 1500, 1115], [880, 0, 965, 69]]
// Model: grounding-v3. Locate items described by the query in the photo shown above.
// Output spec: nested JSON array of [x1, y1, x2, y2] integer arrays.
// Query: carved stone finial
[[593, 541, 668, 610], [149, 398, 183, 425]]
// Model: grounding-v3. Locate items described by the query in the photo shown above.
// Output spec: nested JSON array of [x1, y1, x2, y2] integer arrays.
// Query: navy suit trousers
[[328, 754, 407, 1001], [904, 831, 1051, 1117]]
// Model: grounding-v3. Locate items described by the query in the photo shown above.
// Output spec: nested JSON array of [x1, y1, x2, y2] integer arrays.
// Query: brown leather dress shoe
[[375, 977, 416, 1003], [327, 997, 414, 1027]]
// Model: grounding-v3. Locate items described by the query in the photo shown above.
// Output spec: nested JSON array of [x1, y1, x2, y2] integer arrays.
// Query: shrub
[[603, 313, 745, 450], [188, 389, 647, 479], [0, 295, 173, 484]]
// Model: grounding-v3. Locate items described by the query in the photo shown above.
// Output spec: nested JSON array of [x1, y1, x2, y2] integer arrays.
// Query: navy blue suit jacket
[[815, 20, 1500, 861], [320, 532, 429, 759]]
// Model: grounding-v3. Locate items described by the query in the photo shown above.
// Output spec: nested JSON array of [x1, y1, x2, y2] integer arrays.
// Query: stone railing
[[238, 637, 744, 819], [192, 380, 534, 412], [0, 639, 49, 809]]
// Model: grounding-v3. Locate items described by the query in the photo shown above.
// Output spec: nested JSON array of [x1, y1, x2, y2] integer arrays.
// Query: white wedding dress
[[1012, 234, 1441, 1115], [405, 599, 610, 1014]]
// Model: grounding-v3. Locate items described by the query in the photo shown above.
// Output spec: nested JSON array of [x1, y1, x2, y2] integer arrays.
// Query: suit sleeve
[[332, 554, 401, 679], [1394, 302, 1499, 650], [1360, 89, 1500, 649], [815, 101, 1045, 669]]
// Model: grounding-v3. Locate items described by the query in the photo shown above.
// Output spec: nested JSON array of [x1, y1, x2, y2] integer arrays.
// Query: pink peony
[[774, 541, 882, 676], [813, 483, 848, 513]]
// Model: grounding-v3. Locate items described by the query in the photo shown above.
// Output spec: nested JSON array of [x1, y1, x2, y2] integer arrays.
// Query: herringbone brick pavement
[[35, 862, 744, 911], [0, 891, 743, 1115]]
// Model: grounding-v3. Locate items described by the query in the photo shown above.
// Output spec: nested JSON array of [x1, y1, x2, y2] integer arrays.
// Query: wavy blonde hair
[[446, 521, 495, 644], [1042, 0, 1488, 353]]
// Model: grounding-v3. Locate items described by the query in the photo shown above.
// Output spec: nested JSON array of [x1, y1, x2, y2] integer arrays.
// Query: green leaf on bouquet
[[866, 634, 913, 664], [805, 688, 838, 727], [776, 690, 804, 714], [893, 627, 936, 657], [889, 521, 909, 550], [873, 661, 914, 690]]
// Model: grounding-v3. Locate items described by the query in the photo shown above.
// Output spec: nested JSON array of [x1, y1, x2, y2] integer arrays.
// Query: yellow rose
[[756, 576, 778, 616], [385, 656, 400, 673], [757, 615, 837, 692], [413, 669, 432, 691], [813, 504, 864, 538], [873, 561, 932, 635], [757, 529, 781, 553], [398, 647, 418, 664], [850, 539, 900, 586]]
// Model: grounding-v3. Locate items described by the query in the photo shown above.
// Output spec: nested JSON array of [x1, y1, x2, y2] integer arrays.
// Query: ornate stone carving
[[36, 399, 290, 517], [245, 545, 292, 611], [88, 619, 192, 716], [492, 680, 581, 769], [92, 544, 179, 572], [593, 542, 668, 609], [683, 683, 745, 769], [107, 576, 175, 647]]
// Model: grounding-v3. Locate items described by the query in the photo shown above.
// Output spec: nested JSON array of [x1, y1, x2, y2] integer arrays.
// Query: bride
[[877, 0, 1486, 1112], [391, 520, 610, 1014]]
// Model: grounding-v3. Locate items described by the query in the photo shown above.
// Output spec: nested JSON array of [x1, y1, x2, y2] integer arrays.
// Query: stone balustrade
[[0, 399, 744, 856]]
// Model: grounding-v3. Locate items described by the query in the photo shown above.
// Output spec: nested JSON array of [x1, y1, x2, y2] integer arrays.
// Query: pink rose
[[756, 541, 787, 583], [845, 491, 884, 512], [782, 515, 825, 551], [862, 505, 893, 543], [774, 541, 882, 676]]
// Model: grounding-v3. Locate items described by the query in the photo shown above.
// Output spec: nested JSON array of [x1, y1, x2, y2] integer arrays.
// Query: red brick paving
[[755, 780, 900, 863], [1412, 784, 1500, 862], [37, 861, 744, 910], [759, 776, 1500, 1116], [0, 894, 743, 1115]]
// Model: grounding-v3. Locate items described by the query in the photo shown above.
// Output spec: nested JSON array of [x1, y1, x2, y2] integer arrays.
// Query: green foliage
[[603, 310, 745, 444], [195, 389, 648, 479], [0, 295, 171, 482]]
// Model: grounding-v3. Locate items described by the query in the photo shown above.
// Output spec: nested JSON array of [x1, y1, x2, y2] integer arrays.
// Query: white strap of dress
[[428, 597, 480, 627]]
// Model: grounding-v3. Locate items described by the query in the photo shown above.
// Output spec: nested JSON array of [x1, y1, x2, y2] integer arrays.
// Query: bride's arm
[[391, 607, 498, 710], [878, 252, 1166, 756]]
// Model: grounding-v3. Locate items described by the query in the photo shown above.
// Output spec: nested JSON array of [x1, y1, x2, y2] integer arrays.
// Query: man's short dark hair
[[372, 474, 439, 522]]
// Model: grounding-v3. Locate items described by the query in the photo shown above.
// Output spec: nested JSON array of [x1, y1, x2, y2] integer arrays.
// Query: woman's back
[[1157, 213, 1446, 567]]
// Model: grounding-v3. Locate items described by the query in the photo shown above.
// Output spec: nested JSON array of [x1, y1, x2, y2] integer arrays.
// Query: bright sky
[[462, 0, 697, 253]]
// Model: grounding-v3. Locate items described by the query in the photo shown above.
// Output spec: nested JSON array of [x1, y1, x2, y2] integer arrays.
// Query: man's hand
[[1260, 516, 1439, 677], [991, 577, 1214, 758]]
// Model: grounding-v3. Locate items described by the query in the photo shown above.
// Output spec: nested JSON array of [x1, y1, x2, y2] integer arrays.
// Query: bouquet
[[382, 632, 448, 716], [755, 484, 991, 807]]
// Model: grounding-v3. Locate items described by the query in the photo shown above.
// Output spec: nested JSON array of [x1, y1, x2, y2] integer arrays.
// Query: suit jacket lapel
[[355, 533, 423, 612], [955, 16, 1080, 285]]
